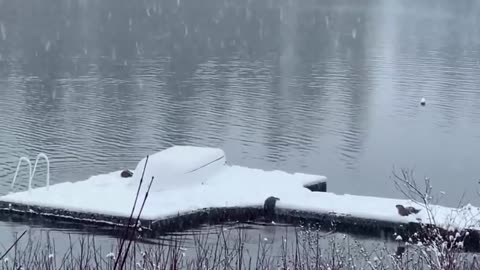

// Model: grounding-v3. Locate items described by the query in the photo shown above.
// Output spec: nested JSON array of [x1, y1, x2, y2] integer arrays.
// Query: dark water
[[0, 0, 480, 241]]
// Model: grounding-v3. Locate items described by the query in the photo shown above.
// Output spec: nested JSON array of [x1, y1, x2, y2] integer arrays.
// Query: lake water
[[0, 0, 480, 242]]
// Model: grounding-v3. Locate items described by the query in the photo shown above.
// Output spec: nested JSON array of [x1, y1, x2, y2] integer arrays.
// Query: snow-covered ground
[[1, 146, 479, 231]]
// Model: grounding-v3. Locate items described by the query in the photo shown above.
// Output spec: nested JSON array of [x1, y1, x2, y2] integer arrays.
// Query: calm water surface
[[1, 0, 480, 241]]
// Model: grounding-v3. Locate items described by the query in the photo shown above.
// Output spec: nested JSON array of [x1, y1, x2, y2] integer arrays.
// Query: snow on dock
[[1, 145, 480, 235], [0, 146, 326, 221]]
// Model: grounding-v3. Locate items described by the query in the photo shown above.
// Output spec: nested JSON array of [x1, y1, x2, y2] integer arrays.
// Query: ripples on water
[[0, 0, 480, 239]]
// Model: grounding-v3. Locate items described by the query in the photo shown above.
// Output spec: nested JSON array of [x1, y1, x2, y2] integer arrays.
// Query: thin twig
[[114, 155, 149, 270], [0, 230, 27, 262], [119, 176, 156, 269]]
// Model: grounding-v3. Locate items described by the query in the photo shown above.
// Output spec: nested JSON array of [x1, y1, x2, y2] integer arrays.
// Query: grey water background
[[0, 0, 480, 242]]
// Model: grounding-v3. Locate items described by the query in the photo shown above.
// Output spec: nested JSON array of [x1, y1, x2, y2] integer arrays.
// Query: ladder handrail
[[11, 153, 50, 192], [30, 153, 50, 191], [11, 157, 33, 190]]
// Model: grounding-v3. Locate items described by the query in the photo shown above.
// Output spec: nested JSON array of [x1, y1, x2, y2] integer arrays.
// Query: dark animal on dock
[[396, 204, 421, 216], [121, 169, 134, 178], [264, 196, 280, 219]]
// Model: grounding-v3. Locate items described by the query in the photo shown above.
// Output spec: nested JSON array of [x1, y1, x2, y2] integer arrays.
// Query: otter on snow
[[264, 196, 280, 216], [121, 169, 133, 178], [395, 204, 421, 216]]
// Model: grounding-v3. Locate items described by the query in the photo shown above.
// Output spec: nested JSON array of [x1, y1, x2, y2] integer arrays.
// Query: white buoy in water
[[420, 97, 426, 106]]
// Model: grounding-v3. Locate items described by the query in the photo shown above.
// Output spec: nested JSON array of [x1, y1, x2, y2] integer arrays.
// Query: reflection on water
[[0, 220, 400, 265], [0, 0, 480, 237]]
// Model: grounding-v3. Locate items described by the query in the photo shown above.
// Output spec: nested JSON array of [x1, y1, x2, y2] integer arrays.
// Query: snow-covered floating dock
[[1, 146, 480, 251]]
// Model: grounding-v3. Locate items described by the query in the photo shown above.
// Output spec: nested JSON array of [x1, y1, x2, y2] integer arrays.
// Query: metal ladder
[[11, 153, 50, 192]]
